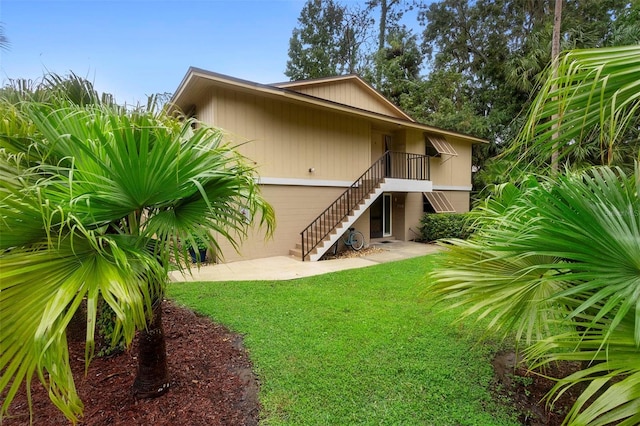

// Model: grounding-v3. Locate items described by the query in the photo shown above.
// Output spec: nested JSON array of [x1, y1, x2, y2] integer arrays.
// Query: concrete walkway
[[170, 240, 441, 282]]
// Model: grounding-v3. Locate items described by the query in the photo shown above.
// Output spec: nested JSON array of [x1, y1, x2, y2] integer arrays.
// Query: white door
[[383, 194, 392, 237]]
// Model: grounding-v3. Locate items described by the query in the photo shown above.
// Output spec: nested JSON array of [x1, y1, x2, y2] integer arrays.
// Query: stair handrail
[[300, 151, 388, 261], [300, 151, 430, 261]]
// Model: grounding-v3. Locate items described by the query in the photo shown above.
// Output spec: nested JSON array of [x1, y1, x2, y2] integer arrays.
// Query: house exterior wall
[[403, 129, 473, 213], [195, 87, 371, 182], [402, 130, 473, 190], [428, 137, 473, 190], [404, 192, 425, 240], [444, 190, 471, 212], [184, 76, 478, 262], [352, 214, 370, 243], [212, 184, 346, 262]]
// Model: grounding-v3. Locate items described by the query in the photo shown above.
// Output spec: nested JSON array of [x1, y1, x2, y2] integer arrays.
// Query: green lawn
[[167, 256, 519, 425]]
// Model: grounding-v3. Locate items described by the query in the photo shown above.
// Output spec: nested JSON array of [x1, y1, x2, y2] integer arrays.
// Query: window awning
[[425, 133, 458, 156], [424, 191, 456, 213]]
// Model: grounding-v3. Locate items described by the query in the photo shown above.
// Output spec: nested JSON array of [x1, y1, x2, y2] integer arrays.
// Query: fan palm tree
[[505, 44, 640, 174], [427, 44, 640, 425], [0, 71, 118, 108], [0, 23, 9, 50], [0, 98, 275, 423]]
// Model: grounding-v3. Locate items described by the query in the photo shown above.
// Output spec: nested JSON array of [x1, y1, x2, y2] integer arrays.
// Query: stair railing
[[300, 151, 429, 261]]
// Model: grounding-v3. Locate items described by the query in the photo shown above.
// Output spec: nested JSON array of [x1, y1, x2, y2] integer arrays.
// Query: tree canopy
[[285, 0, 371, 80], [286, 0, 639, 185]]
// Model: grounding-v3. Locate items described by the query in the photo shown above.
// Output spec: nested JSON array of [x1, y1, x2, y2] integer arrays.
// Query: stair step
[[297, 174, 388, 261], [290, 249, 314, 261], [289, 248, 302, 258]]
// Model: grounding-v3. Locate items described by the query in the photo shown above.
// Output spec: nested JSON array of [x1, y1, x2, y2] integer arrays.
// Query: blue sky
[[0, 0, 312, 104]]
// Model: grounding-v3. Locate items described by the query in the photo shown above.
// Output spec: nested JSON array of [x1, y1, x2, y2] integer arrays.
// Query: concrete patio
[[170, 240, 441, 282]]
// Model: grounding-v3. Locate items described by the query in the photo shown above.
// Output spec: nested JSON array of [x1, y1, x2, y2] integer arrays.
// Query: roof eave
[[170, 68, 488, 145]]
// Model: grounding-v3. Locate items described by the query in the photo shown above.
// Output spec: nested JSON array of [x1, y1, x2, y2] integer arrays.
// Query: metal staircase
[[292, 151, 429, 261]]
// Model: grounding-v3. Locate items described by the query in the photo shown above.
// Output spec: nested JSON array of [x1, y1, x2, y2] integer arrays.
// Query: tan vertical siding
[[196, 92, 215, 124], [371, 130, 383, 158], [404, 129, 424, 155], [206, 88, 372, 181], [290, 80, 403, 118], [427, 137, 473, 188], [213, 185, 346, 262], [404, 193, 425, 239], [445, 190, 471, 213]]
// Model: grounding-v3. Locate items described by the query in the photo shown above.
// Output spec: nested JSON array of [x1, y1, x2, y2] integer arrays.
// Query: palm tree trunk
[[550, 0, 563, 174], [133, 298, 170, 398]]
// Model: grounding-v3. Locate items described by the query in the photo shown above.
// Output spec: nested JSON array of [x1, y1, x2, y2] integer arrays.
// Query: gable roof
[[273, 74, 414, 121], [170, 67, 487, 144]]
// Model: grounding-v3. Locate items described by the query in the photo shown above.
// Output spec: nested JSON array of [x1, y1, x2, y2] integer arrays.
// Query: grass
[[167, 256, 519, 425]]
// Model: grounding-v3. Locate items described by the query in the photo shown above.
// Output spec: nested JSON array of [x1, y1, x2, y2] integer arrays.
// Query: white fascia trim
[[257, 176, 354, 187], [431, 184, 472, 191], [382, 178, 432, 192]]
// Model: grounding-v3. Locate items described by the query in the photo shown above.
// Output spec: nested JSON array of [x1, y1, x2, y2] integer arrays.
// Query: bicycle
[[331, 227, 365, 255]]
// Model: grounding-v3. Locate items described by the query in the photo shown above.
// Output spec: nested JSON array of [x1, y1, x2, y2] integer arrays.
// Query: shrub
[[419, 213, 473, 242], [96, 299, 126, 358]]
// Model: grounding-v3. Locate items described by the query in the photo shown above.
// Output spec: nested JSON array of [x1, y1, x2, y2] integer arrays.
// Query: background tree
[[285, 0, 637, 197], [285, 0, 370, 80], [286, 0, 416, 82], [419, 0, 637, 190], [607, 0, 640, 44], [338, 4, 374, 75], [0, 91, 275, 422], [367, 0, 403, 53], [420, 0, 634, 127], [364, 26, 422, 108], [365, 0, 410, 83]]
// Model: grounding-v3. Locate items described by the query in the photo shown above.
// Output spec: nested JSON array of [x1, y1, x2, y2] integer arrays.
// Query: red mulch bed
[[2, 301, 259, 426], [492, 351, 586, 425]]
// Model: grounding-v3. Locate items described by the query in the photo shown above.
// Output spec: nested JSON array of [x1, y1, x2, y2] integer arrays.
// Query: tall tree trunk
[[550, 0, 563, 174], [375, 0, 389, 85], [133, 298, 170, 398], [378, 0, 388, 53]]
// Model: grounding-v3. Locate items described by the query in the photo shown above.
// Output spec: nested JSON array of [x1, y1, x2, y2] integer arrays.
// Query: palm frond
[[429, 165, 640, 425], [526, 310, 640, 425], [0, 230, 161, 422], [506, 44, 640, 171]]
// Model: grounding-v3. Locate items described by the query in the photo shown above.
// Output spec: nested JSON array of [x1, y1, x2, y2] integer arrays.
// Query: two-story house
[[170, 68, 485, 261]]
